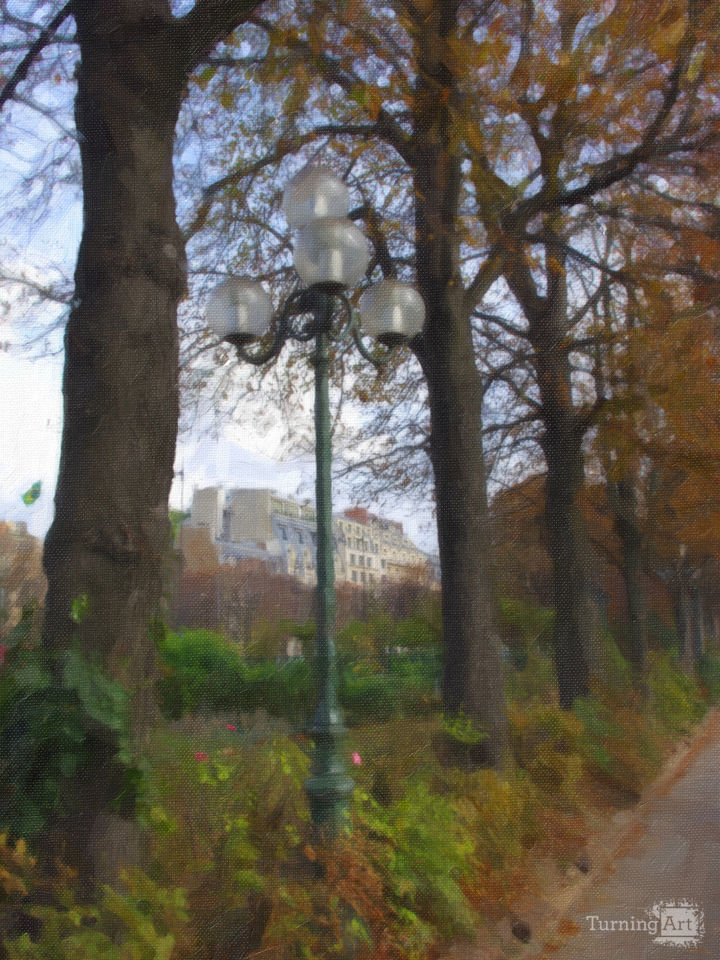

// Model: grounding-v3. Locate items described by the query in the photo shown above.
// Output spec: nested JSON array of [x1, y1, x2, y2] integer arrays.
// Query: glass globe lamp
[[205, 278, 273, 343], [282, 164, 350, 230], [359, 279, 425, 345], [294, 217, 370, 290]]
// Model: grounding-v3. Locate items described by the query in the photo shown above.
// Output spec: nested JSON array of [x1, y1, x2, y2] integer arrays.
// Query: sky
[[0, 267, 438, 552]]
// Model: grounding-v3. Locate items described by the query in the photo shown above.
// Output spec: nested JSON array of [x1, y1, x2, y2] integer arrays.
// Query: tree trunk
[[542, 423, 592, 707], [609, 476, 647, 674], [420, 304, 507, 766], [528, 249, 592, 705], [42, 0, 185, 883], [504, 237, 593, 708], [412, 1, 506, 766]]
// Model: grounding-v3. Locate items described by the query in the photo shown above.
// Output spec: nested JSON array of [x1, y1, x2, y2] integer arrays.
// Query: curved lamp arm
[[227, 288, 308, 365], [350, 316, 398, 369]]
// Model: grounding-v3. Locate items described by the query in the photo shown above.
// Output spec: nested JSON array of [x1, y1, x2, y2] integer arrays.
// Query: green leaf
[[13, 661, 51, 691], [62, 650, 128, 733], [70, 594, 90, 624], [59, 753, 79, 777]]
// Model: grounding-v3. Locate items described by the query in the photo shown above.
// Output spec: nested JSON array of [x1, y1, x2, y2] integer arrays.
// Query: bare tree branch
[[0, 1, 74, 112]]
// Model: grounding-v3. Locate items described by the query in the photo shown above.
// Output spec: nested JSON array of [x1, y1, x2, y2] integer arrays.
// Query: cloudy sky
[[0, 275, 437, 551]]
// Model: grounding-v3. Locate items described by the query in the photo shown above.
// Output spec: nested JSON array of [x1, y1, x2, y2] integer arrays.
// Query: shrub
[[0, 643, 138, 839], [575, 691, 663, 798], [504, 648, 556, 702], [157, 630, 314, 726], [647, 652, 705, 734], [340, 664, 399, 724], [498, 598, 554, 661], [698, 653, 720, 702], [3, 868, 190, 960], [352, 779, 478, 942], [158, 630, 439, 727], [141, 722, 310, 960], [450, 769, 538, 870], [508, 699, 584, 802]]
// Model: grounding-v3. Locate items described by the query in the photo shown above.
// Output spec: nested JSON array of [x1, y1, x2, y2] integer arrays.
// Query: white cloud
[[0, 349, 62, 536]]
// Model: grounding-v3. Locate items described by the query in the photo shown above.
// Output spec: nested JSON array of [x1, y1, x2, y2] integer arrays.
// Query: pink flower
[[194, 751, 209, 762], [226, 723, 237, 731], [351, 752, 362, 766]]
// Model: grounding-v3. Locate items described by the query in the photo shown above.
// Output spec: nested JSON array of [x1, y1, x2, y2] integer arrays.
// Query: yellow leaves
[[686, 46, 706, 83], [283, 63, 310, 117], [0, 832, 36, 899], [547, 256, 565, 276], [307, 17, 326, 56], [219, 90, 234, 110], [638, 0, 689, 60], [651, 14, 687, 60]]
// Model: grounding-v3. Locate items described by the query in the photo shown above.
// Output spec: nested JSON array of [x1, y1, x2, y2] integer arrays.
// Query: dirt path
[[524, 711, 720, 959]]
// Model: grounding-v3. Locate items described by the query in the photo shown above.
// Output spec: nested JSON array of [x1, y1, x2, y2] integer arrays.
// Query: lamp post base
[[305, 770, 355, 839], [305, 718, 354, 838]]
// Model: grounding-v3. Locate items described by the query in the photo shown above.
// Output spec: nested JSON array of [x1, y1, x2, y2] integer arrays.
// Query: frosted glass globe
[[294, 218, 370, 289], [359, 279, 425, 343], [282, 165, 350, 230], [205, 278, 272, 342]]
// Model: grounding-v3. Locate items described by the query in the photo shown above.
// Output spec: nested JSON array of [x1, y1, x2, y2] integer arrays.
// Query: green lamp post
[[205, 164, 425, 836]]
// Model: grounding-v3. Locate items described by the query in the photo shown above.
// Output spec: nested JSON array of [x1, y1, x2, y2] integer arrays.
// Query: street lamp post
[[205, 165, 424, 836]]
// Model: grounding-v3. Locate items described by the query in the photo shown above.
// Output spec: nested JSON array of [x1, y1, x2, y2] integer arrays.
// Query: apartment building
[[334, 507, 431, 587], [188, 487, 435, 588], [190, 487, 345, 586]]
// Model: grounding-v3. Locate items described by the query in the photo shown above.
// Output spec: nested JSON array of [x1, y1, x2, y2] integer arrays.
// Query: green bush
[[156, 630, 313, 726], [353, 779, 477, 940], [340, 663, 400, 724], [0, 642, 138, 839], [647, 651, 705, 734], [698, 653, 720, 701], [157, 630, 440, 727], [498, 598, 554, 656], [4, 869, 189, 960]]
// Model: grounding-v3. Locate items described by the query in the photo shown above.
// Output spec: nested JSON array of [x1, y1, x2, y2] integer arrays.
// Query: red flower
[[226, 723, 237, 731], [194, 752, 209, 762]]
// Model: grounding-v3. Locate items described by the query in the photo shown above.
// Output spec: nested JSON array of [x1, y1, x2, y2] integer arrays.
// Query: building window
[[297, 531, 304, 543], [352, 571, 357, 582], [350, 553, 355, 564], [359, 556, 364, 567], [279, 525, 287, 540], [381, 559, 386, 569], [361, 572, 366, 584]]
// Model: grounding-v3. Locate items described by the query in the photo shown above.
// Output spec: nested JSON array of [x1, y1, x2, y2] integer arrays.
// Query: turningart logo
[[584, 900, 704, 948]]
